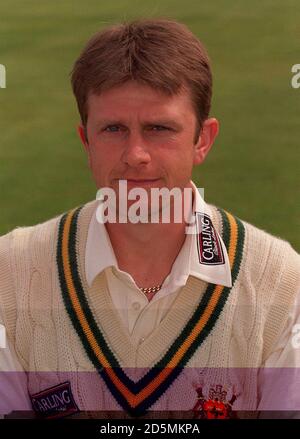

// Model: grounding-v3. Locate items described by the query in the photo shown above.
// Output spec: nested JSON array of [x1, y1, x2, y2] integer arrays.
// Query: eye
[[150, 125, 170, 131], [103, 125, 121, 132]]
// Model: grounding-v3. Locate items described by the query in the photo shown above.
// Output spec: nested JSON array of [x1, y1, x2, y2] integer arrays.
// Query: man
[[0, 18, 299, 419]]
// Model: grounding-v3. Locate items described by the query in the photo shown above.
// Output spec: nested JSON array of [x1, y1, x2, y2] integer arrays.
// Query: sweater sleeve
[[0, 307, 31, 414], [0, 231, 17, 343], [261, 242, 300, 362], [0, 231, 32, 414], [255, 237, 300, 416], [257, 287, 300, 416]]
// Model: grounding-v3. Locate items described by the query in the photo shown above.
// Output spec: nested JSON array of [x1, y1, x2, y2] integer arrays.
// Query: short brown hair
[[71, 18, 212, 141]]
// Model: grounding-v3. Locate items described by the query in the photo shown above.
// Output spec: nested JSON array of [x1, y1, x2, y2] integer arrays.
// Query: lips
[[126, 178, 161, 186], [112, 177, 162, 188], [126, 179, 159, 182]]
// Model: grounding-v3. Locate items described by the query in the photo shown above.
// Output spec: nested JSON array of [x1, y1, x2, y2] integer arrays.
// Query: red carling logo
[[196, 213, 225, 265]]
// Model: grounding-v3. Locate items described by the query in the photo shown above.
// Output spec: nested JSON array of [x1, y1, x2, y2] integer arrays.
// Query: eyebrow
[[96, 119, 183, 130]]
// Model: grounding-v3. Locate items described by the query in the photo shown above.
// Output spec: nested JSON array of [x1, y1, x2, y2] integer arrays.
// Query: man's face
[[80, 80, 217, 201]]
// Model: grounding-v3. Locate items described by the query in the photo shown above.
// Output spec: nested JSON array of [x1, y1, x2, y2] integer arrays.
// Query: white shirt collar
[[85, 181, 232, 288]]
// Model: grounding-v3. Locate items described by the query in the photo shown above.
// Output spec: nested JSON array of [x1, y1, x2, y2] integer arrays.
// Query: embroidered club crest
[[192, 384, 238, 419]]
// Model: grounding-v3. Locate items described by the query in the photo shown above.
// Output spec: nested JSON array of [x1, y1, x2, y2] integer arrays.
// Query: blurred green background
[[0, 0, 299, 249]]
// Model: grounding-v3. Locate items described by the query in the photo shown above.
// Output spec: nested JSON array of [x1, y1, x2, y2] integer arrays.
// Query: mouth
[[114, 177, 161, 185], [125, 178, 161, 187]]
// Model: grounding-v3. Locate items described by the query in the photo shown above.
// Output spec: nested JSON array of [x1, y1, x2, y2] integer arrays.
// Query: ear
[[77, 124, 92, 169], [77, 124, 89, 150], [193, 118, 219, 165]]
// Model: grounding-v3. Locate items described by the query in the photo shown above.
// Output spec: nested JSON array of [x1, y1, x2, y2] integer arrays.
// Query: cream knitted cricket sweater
[[0, 199, 299, 416]]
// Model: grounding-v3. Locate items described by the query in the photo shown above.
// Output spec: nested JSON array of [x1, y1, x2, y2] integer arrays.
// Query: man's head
[[71, 18, 213, 144], [71, 19, 219, 201]]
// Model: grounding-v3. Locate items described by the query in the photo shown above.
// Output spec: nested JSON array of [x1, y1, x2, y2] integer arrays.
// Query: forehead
[[86, 81, 196, 123]]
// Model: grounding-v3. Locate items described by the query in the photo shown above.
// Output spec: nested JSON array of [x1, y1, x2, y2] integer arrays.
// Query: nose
[[121, 130, 151, 167]]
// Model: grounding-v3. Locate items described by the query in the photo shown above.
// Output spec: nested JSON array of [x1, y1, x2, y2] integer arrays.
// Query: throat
[[105, 221, 188, 289]]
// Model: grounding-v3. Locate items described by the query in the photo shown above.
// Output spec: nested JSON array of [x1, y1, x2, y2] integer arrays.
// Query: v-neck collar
[[56, 202, 245, 416], [85, 181, 232, 289]]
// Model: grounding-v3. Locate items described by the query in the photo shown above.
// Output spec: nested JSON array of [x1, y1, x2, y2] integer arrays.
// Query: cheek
[[89, 143, 126, 184], [174, 147, 195, 169], [90, 143, 115, 166], [158, 140, 194, 165]]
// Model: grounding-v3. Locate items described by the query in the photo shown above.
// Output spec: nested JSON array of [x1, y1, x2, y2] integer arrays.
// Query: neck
[[104, 181, 195, 288], [105, 220, 187, 287]]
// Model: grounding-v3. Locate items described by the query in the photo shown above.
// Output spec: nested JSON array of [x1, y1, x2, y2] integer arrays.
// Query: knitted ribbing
[[56, 205, 246, 416]]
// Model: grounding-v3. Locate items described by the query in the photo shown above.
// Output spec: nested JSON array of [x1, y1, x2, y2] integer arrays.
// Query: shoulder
[[238, 213, 299, 282], [0, 212, 64, 341], [0, 210, 63, 266], [0, 209, 67, 316], [209, 203, 300, 306], [210, 204, 300, 358], [209, 203, 300, 275], [0, 202, 93, 335], [0, 199, 98, 268]]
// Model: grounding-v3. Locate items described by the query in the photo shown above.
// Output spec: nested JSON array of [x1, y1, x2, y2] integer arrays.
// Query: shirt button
[[140, 337, 145, 344], [132, 302, 141, 311]]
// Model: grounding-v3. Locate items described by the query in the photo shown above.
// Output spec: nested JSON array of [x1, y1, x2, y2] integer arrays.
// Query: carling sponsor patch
[[30, 381, 79, 418], [196, 213, 225, 265]]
